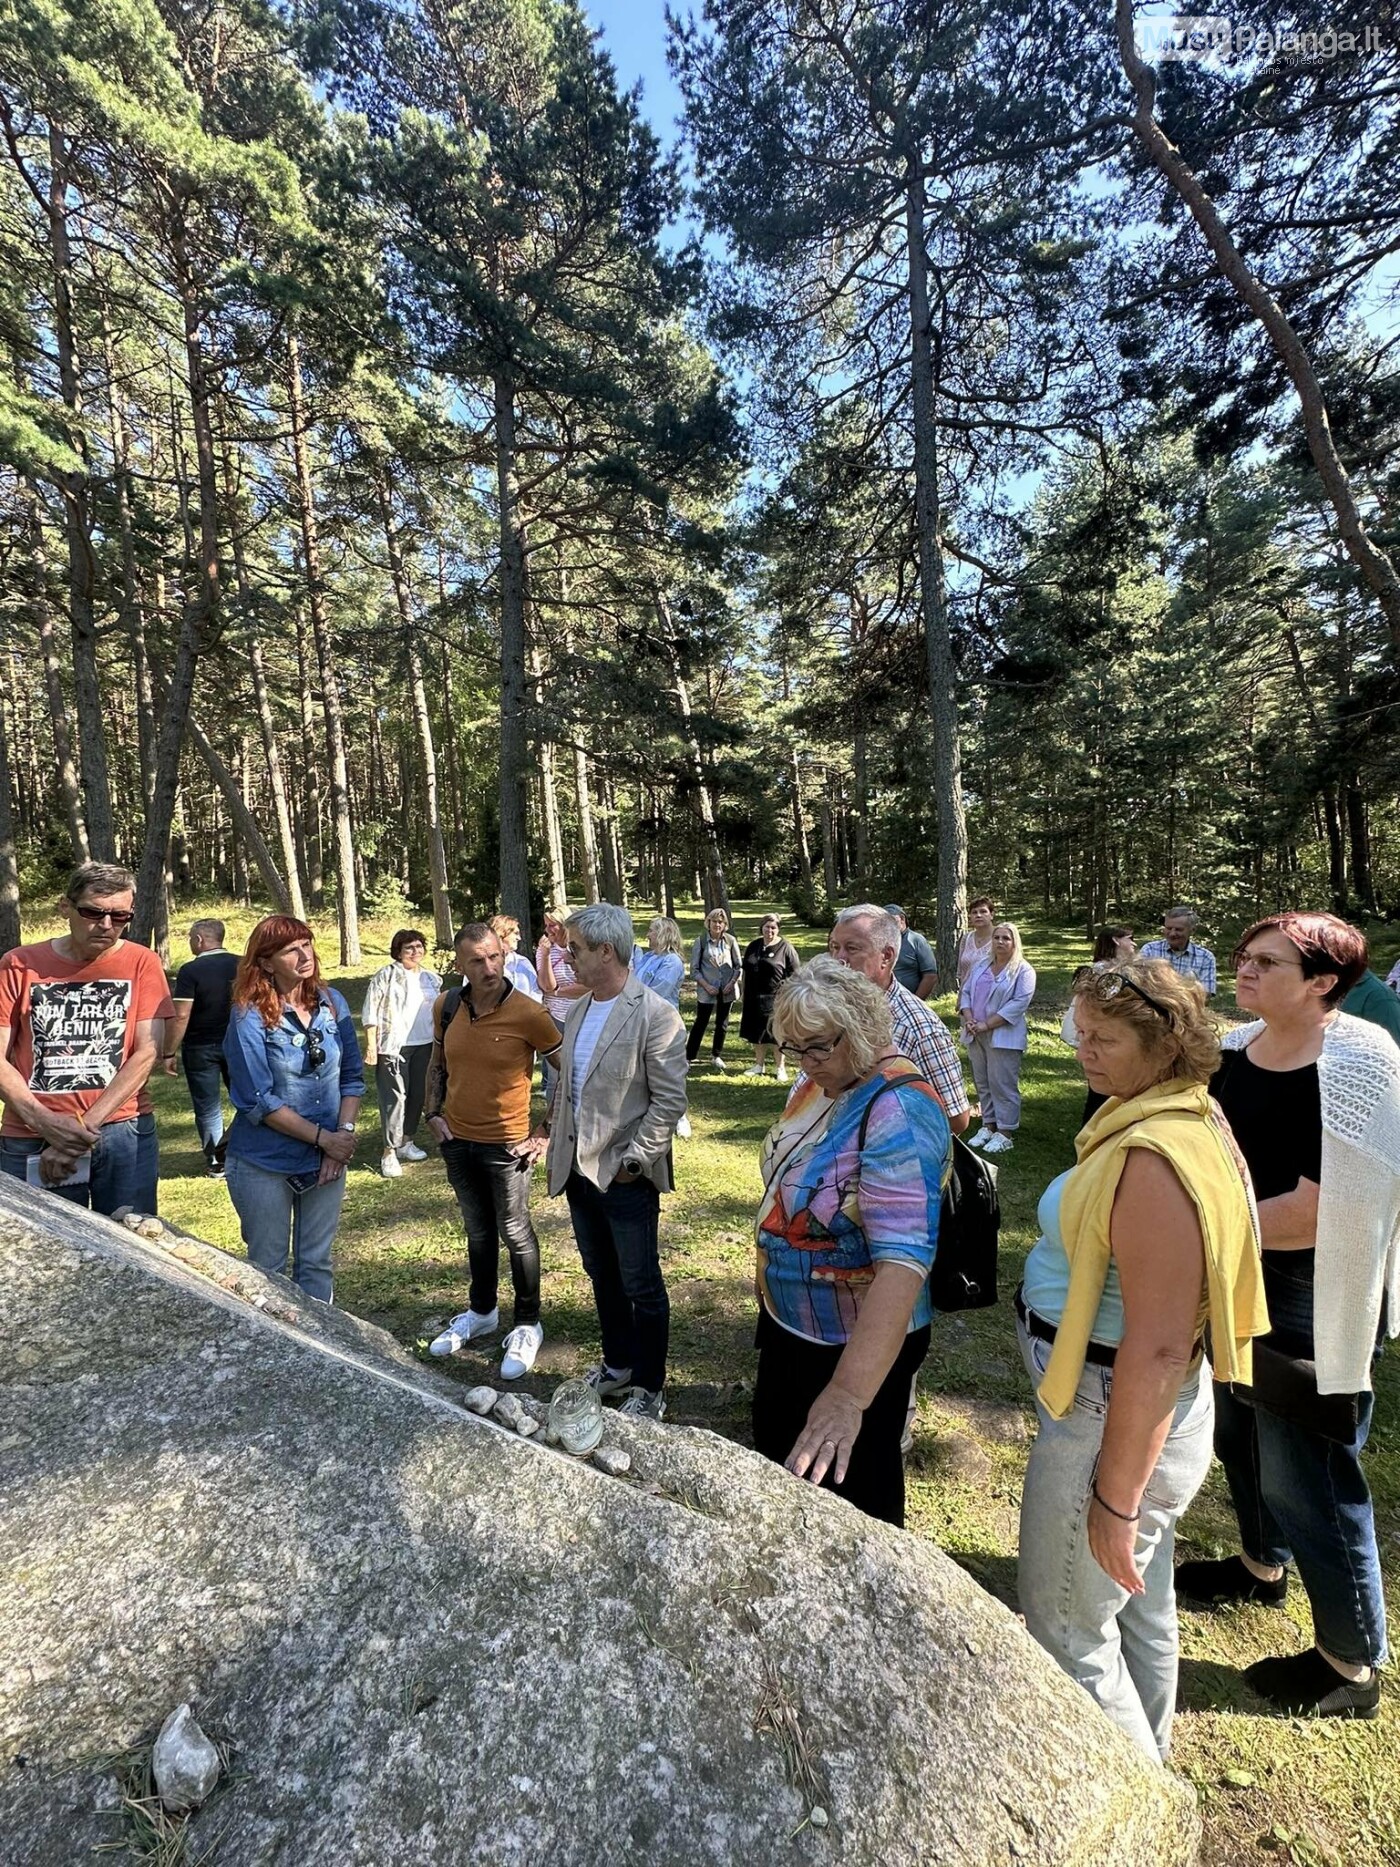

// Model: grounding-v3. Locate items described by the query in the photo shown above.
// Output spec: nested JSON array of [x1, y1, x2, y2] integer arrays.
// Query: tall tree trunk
[[1281, 624, 1347, 910], [132, 198, 221, 943], [0, 685, 20, 951], [852, 730, 869, 887], [905, 150, 966, 982], [287, 333, 359, 961], [572, 736, 601, 903], [531, 647, 568, 910], [1114, 1, 1400, 657], [820, 788, 839, 901], [25, 480, 90, 861], [599, 771, 623, 902], [103, 324, 158, 815], [47, 125, 116, 859], [292, 594, 324, 907], [377, 466, 453, 945], [654, 585, 729, 913], [493, 369, 532, 926], [789, 746, 813, 889], [1345, 785, 1376, 913]]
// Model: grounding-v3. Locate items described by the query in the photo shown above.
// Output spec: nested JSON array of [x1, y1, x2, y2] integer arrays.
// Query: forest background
[[2, 0, 1399, 968]]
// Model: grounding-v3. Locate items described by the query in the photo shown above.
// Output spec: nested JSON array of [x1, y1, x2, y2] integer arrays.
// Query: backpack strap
[[435, 985, 465, 1042], [855, 1071, 929, 1151]]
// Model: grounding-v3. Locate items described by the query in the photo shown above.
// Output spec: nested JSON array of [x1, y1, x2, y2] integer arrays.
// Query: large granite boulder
[[0, 1176, 1199, 1864]]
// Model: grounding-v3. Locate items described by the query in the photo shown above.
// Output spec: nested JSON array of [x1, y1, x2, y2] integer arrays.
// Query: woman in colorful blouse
[[223, 916, 365, 1304], [753, 957, 952, 1527]]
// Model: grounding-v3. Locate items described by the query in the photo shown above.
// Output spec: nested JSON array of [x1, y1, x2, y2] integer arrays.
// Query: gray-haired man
[[1139, 907, 1217, 998], [545, 903, 688, 1420]]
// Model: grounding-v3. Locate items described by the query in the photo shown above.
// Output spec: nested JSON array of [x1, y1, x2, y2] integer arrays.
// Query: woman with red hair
[[1178, 912, 1400, 1719], [222, 917, 364, 1303]]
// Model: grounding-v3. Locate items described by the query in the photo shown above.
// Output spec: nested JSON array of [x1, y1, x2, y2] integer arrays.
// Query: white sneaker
[[776, 1065, 789, 1084], [617, 1386, 666, 1420], [712, 1056, 727, 1071], [743, 1067, 764, 1078], [500, 1322, 544, 1380], [428, 1307, 499, 1356], [965, 1127, 992, 1149], [982, 1132, 1014, 1154], [397, 1142, 427, 1162], [381, 1150, 403, 1178], [676, 1114, 692, 1140]]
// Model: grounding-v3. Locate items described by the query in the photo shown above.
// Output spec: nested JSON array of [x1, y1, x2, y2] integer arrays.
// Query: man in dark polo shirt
[[163, 919, 240, 1177], [426, 922, 562, 1380]]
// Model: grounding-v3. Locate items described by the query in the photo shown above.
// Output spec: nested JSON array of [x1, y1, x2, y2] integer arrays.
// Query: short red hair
[[1234, 912, 1368, 1007], [234, 916, 325, 1026]]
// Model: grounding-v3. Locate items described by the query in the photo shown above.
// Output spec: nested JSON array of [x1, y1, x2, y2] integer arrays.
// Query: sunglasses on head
[[1084, 967, 1172, 1020], [75, 903, 134, 927]]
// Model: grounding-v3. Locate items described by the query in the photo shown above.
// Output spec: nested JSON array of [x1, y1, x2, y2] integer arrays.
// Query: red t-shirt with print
[[0, 939, 175, 1134]]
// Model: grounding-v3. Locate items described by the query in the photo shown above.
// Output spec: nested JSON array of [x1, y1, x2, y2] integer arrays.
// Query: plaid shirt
[[1138, 938, 1217, 997], [887, 981, 970, 1118]]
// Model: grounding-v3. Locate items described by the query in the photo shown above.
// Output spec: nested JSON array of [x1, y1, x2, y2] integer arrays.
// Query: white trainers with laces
[[583, 1362, 633, 1396], [381, 1150, 403, 1178], [428, 1307, 499, 1356], [397, 1141, 428, 1162], [500, 1322, 544, 1380], [981, 1132, 1014, 1154], [712, 1056, 727, 1072], [965, 1127, 993, 1150]]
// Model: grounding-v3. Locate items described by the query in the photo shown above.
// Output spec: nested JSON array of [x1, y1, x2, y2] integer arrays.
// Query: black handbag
[[1232, 1340, 1362, 1445]]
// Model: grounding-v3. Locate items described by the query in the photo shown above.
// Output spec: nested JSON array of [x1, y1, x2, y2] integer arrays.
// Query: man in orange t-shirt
[[0, 862, 174, 1215]]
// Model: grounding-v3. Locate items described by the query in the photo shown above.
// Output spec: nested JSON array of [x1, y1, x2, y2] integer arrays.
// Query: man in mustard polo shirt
[[425, 923, 561, 1379]]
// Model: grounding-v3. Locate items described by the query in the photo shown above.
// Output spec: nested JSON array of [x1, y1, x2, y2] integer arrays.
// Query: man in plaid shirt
[[1139, 907, 1217, 997], [826, 905, 971, 1133]]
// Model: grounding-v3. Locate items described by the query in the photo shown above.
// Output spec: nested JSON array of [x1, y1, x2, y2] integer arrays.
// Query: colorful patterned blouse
[[756, 1059, 952, 1346]]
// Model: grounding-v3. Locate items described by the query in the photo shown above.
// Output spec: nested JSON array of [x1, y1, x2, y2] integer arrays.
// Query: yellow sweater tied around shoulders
[[1038, 1080, 1270, 1420]]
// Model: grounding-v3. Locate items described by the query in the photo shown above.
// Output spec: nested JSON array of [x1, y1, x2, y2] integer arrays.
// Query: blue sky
[[583, 0, 687, 143]]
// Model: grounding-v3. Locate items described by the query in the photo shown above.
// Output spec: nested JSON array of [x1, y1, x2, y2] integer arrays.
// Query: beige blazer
[[546, 974, 688, 1194]]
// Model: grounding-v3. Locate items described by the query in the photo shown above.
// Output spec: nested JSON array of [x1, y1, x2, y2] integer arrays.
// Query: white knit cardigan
[[1221, 1012, 1400, 1393]]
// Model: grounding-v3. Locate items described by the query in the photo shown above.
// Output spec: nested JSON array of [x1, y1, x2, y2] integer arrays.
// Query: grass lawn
[[34, 896, 1399, 1864]]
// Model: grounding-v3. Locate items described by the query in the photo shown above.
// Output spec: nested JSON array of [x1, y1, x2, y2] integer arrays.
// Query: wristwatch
[[339, 1122, 357, 1133]]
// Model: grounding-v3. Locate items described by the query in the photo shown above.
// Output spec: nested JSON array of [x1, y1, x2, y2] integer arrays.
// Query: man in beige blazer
[[545, 903, 687, 1419]]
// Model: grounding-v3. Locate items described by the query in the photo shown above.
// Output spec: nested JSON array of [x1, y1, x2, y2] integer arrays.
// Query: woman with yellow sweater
[[1016, 959, 1267, 1761]]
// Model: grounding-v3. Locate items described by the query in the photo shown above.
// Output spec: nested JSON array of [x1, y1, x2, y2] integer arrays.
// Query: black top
[[742, 939, 800, 1002], [172, 950, 240, 1047], [1211, 1046, 1322, 1203]]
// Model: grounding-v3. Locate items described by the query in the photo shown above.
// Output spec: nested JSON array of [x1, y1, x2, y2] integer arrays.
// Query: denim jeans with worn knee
[[1212, 1249, 1388, 1668], [182, 1042, 228, 1166], [226, 1154, 345, 1303], [1017, 1317, 1215, 1760]]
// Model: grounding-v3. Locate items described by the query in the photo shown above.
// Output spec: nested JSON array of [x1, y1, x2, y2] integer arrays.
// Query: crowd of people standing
[[2, 864, 1396, 1760]]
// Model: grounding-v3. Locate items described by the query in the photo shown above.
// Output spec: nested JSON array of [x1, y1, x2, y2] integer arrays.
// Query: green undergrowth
[[35, 897, 1398, 1864]]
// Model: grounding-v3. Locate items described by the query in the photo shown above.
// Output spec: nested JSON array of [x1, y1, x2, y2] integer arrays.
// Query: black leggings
[[686, 999, 731, 1060], [752, 1307, 931, 1527]]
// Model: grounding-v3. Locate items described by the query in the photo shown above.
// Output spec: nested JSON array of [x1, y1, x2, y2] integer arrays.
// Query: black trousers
[[439, 1138, 541, 1326], [752, 1307, 931, 1527], [686, 998, 731, 1060]]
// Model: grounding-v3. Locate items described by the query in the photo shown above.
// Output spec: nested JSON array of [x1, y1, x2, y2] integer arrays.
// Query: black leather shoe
[[1175, 1554, 1288, 1607], [1245, 1648, 1380, 1719]]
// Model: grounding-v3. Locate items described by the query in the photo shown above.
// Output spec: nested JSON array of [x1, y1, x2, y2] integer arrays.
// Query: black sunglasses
[[75, 903, 134, 926], [304, 1032, 326, 1073]]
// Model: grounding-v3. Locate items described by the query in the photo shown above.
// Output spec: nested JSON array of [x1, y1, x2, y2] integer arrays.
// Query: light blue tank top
[[1022, 1170, 1126, 1347]]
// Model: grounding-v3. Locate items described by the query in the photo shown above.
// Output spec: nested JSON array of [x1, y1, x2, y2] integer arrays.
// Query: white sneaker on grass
[[712, 1056, 727, 1072], [676, 1114, 693, 1140], [965, 1127, 993, 1149], [381, 1150, 404, 1178], [776, 1065, 790, 1084], [743, 1067, 764, 1078], [397, 1141, 427, 1162], [981, 1132, 1014, 1155], [429, 1307, 499, 1356], [500, 1322, 544, 1380]]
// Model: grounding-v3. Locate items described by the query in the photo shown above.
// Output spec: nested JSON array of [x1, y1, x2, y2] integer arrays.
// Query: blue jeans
[[226, 1154, 345, 1303], [1212, 1250, 1388, 1667], [1017, 1317, 1215, 1760], [565, 1169, 669, 1391], [0, 1111, 158, 1218], [182, 1042, 228, 1166]]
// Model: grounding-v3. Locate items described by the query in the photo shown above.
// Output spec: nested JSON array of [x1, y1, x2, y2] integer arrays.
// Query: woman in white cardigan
[[958, 922, 1036, 1155], [1176, 912, 1400, 1720]]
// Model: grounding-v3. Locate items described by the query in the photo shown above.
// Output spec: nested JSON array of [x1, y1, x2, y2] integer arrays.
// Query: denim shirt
[[223, 989, 365, 1174]]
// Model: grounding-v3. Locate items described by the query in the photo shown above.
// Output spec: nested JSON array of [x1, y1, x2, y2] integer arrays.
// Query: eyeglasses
[[1086, 968, 1172, 1020], [792, 1032, 844, 1062], [74, 903, 134, 927], [1232, 947, 1304, 974]]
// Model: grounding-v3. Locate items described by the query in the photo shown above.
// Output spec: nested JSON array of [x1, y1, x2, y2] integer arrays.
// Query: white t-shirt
[[406, 972, 437, 1048], [570, 997, 615, 1117]]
